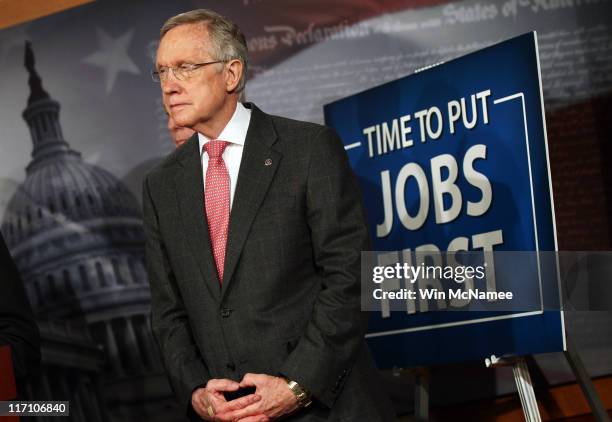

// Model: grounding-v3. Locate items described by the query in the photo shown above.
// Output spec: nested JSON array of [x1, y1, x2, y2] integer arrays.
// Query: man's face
[[156, 23, 228, 129]]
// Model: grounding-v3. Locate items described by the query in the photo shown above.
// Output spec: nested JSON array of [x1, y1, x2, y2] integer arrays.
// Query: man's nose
[[161, 73, 182, 94], [162, 81, 179, 95]]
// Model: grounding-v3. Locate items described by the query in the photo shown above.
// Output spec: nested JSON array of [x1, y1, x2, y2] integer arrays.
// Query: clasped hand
[[191, 373, 301, 421]]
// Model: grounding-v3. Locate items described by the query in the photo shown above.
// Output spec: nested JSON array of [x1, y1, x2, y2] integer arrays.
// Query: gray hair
[[160, 9, 248, 92]]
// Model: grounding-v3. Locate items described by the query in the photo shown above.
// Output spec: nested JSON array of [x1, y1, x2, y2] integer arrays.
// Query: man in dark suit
[[0, 231, 40, 391], [144, 9, 394, 422]]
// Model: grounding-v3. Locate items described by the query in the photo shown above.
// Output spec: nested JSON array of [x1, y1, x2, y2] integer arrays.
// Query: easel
[[485, 355, 540, 421], [412, 335, 610, 421]]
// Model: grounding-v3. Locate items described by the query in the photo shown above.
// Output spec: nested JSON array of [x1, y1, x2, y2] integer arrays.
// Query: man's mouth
[[170, 103, 189, 110]]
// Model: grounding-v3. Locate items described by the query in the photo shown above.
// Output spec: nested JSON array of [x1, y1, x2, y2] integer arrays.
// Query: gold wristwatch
[[286, 379, 313, 408]]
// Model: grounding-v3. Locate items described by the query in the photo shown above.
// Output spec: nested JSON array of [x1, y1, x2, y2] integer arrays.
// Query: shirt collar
[[198, 102, 251, 150]]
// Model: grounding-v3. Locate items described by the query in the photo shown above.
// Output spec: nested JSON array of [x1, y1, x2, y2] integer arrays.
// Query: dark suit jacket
[[0, 231, 40, 388], [143, 103, 394, 421]]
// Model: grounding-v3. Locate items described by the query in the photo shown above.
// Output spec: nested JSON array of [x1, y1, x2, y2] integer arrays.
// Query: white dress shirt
[[198, 102, 252, 210]]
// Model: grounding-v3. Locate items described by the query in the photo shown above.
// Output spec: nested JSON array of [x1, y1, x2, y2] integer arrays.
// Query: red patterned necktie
[[203, 140, 230, 284]]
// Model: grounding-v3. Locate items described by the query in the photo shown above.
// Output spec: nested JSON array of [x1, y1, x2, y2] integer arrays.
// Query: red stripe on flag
[[0, 346, 19, 421]]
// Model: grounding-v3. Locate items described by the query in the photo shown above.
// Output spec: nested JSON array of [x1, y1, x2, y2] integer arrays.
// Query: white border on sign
[[533, 31, 566, 351], [366, 91, 545, 338]]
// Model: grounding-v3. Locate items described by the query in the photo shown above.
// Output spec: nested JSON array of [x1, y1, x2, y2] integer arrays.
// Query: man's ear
[[225, 59, 243, 93]]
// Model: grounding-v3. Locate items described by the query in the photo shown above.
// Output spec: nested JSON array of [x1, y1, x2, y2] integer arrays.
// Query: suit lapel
[[221, 105, 281, 299], [174, 135, 221, 301]]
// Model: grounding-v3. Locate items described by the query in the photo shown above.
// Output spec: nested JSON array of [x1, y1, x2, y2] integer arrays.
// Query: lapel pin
[[264, 158, 272, 166]]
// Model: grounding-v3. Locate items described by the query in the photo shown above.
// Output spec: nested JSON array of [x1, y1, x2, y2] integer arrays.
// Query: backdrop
[[0, 0, 610, 420]]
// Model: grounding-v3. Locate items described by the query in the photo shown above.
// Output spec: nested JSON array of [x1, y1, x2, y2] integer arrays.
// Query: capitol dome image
[[1, 42, 183, 422]]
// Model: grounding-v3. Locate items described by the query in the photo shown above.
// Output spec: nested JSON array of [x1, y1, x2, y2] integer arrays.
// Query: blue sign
[[324, 32, 565, 367]]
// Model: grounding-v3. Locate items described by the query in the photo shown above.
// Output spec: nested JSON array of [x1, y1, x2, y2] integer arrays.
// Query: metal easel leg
[[486, 355, 542, 422], [564, 336, 611, 422], [512, 357, 542, 422]]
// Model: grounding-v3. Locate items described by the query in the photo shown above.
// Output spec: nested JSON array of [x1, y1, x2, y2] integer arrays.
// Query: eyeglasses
[[151, 60, 224, 82]]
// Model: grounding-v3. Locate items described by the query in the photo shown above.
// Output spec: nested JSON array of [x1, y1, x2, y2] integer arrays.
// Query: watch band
[[286, 379, 313, 408]]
